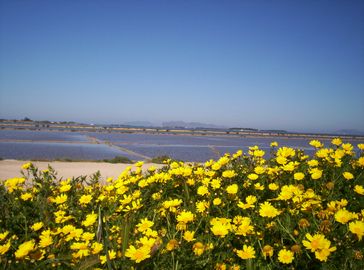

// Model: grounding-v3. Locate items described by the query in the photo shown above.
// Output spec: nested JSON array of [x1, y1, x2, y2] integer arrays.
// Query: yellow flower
[[349, 220, 364, 241], [176, 211, 195, 224], [215, 263, 227, 270], [151, 192, 161, 200], [210, 218, 232, 238], [136, 218, 154, 233], [210, 178, 221, 189], [310, 168, 322, 180], [39, 230, 53, 248], [135, 161, 144, 167], [226, 184, 238, 194], [222, 170, 236, 178], [59, 184, 71, 192], [21, 162, 32, 170], [281, 185, 303, 201], [331, 138, 342, 146], [92, 242, 103, 254], [358, 157, 364, 167], [65, 228, 84, 242], [234, 217, 254, 236], [100, 255, 107, 264], [254, 166, 266, 174], [82, 232, 95, 242], [235, 245, 255, 259], [276, 156, 288, 165], [211, 162, 222, 171], [163, 199, 183, 211], [192, 242, 205, 256], [315, 246, 337, 262], [262, 245, 274, 258], [4, 177, 25, 193], [342, 143, 354, 152], [342, 172, 354, 180], [54, 194, 68, 204], [0, 240, 11, 255], [316, 148, 330, 158], [253, 149, 265, 157], [125, 245, 151, 263], [71, 241, 89, 259], [79, 194, 92, 205], [276, 156, 287, 165], [166, 239, 179, 251], [108, 249, 116, 260], [20, 192, 33, 201], [196, 200, 209, 213], [54, 210, 72, 224], [259, 202, 280, 218], [294, 172, 305, 181], [354, 185, 364, 195], [278, 249, 294, 264], [233, 149, 243, 158], [82, 212, 98, 227], [213, 198, 222, 206], [246, 195, 257, 205], [310, 140, 323, 148], [197, 185, 209, 196], [334, 208, 355, 224], [15, 240, 36, 259], [307, 159, 319, 167], [302, 233, 327, 252], [358, 143, 364, 150], [183, 231, 195, 242], [247, 173, 258, 180], [302, 232, 336, 261], [254, 183, 264, 190], [268, 183, 279, 191], [270, 141, 278, 147], [277, 147, 296, 158], [0, 231, 9, 241]]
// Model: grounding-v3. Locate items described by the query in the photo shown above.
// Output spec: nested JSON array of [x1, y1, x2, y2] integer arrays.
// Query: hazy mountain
[[162, 121, 226, 129], [124, 121, 155, 127], [334, 129, 364, 136]]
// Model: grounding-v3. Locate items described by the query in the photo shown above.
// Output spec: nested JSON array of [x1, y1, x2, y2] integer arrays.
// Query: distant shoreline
[[1, 124, 364, 141]]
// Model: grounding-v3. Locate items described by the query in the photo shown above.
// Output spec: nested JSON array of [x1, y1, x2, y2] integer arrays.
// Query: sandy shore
[[0, 160, 164, 181]]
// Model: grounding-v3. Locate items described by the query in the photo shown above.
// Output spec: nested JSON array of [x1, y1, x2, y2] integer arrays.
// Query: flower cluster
[[0, 139, 364, 269]]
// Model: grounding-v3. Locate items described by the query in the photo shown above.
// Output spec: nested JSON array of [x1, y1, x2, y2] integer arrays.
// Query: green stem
[[276, 218, 298, 244]]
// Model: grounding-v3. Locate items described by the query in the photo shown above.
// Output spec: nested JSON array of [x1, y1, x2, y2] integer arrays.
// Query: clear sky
[[1, 0, 363, 133]]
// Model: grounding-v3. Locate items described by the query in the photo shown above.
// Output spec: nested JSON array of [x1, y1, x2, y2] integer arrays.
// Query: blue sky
[[1, 0, 363, 133]]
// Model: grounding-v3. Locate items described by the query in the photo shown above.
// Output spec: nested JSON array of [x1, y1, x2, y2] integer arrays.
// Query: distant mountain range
[[123, 121, 155, 127], [162, 121, 226, 129], [334, 129, 364, 136]]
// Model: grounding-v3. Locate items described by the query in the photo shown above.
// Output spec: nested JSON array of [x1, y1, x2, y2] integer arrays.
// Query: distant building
[[229, 128, 259, 132]]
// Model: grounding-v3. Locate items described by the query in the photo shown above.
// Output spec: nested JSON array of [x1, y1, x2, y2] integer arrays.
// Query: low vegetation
[[102, 156, 133, 164], [0, 139, 363, 269], [149, 155, 171, 164]]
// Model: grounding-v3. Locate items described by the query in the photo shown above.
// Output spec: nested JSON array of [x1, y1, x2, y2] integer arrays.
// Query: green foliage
[[149, 155, 170, 164], [0, 140, 364, 269], [102, 156, 133, 164]]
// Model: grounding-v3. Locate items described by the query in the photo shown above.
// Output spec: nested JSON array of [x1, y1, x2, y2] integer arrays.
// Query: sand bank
[[0, 160, 163, 181]]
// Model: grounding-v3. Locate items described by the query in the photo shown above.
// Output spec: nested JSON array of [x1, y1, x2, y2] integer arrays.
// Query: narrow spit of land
[[0, 160, 163, 181]]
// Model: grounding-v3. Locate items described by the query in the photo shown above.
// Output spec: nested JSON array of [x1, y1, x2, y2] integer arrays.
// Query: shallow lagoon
[[0, 141, 139, 160], [0, 129, 363, 161], [0, 129, 88, 142]]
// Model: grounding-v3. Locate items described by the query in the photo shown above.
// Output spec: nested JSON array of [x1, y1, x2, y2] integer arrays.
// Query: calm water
[[0, 141, 139, 160], [0, 129, 88, 142], [0, 130, 363, 161]]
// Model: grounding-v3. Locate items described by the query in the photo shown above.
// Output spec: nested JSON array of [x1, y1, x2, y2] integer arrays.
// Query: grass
[[149, 155, 171, 164], [102, 156, 133, 164]]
